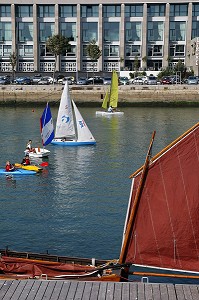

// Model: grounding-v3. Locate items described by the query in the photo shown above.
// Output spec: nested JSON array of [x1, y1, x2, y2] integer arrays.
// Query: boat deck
[[0, 280, 198, 300]]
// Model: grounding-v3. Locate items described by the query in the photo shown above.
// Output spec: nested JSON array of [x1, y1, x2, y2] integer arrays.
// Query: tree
[[9, 52, 17, 82], [86, 39, 102, 83], [46, 35, 70, 82]]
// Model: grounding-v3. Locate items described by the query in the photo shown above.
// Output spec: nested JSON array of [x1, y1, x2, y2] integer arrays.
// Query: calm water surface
[[0, 106, 199, 261]]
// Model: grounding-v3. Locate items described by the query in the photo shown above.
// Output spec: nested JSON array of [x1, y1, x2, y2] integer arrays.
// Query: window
[[65, 45, 76, 56], [18, 22, 33, 42], [104, 22, 119, 42], [170, 21, 186, 41], [0, 5, 11, 17], [82, 22, 98, 42], [0, 45, 11, 56], [147, 4, 165, 17], [39, 23, 54, 42], [104, 45, 119, 57], [40, 44, 53, 56], [18, 45, 33, 56], [103, 5, 121, 17], [125, 45, 141, 57], [16, 5, 33, 17], [193, 4, 199, 17], [59, 5, 77, 18], [170, 45, 185, 56], [38, 5, 55, 17], [81, 5, 98, 17], [0, 22, 12, 41], [148, 45, 163, 56], [126, 22, 141, 42], [148, 22, 163, 41], [170, 4, 188, 17], [60, 23, 76, 41], [192, 21, 199, 39], [125, 5, 143, 17]]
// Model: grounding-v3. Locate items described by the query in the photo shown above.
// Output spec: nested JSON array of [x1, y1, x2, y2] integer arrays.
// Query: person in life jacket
[[21, 155, 30, 165], [5, 161, 15, 172]]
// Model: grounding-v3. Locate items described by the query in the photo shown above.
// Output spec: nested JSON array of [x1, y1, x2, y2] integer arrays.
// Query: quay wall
[[1, 84, 199, 106]]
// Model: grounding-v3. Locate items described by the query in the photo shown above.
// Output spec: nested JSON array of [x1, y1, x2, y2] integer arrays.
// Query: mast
[[119, 131, 156, 265]]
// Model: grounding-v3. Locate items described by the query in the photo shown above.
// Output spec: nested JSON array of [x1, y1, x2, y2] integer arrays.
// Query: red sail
[[124, 123, 199, 272]]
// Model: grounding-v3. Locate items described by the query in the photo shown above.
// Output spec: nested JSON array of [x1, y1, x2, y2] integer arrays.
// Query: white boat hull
[[51, 139, 96, 146], [24, 147, 50, 158], [96, 111, 124, 116]]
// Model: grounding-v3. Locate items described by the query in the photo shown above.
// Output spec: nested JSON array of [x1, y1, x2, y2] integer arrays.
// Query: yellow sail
[[102, 89, 109, 109], [109, 70, 118, 108]]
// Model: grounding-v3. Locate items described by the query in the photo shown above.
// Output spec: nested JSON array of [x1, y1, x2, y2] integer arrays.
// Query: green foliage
[[46, 35, 70, 57], [86, 39, 102, 61], [9, 52, 17, 81]]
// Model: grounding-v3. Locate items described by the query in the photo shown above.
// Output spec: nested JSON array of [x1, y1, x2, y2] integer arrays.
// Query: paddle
[[39, 162, 49, 167]]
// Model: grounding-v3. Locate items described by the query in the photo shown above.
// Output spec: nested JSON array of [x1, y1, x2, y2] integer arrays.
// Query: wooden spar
[[129, 121, 199, 179], [119, 131, 156, 265], [129, 271, 199, 280]]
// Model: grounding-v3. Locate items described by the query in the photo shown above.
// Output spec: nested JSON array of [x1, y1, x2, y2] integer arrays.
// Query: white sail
[[55, 81, 75, 138], [72, 100, 96, 142]]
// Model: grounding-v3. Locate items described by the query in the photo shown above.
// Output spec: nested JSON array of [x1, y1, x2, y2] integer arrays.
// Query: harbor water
[[0, 106, 199, 262]]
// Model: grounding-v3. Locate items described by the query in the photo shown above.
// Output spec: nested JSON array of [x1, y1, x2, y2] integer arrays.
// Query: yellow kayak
[[14, 163, 42, 173]]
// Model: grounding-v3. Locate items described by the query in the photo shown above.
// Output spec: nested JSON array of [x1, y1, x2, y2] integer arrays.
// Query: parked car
[[130, 76, 144, 85], [146, 76, 157, 85], [87, 76, 104, 85], [0, 76, 10, 84], [103, 77, 112, 85], [37, 77, 50, 85], [76, 77, 89, 85], [32, 74, 42, 84], [187, 76, 198, 85], [15, 77, 32, 85], [160, 76, 172, 84], [61, 76, 75, 85], [119, 77, 129, 85]]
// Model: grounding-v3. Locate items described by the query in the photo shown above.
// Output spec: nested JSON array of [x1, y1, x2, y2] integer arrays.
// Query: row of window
[[0, 44, 185, 58], [1, 4, 199, 18], [0, 20, 195, 43]]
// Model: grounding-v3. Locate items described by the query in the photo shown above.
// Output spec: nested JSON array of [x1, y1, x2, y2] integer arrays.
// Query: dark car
[[87, 76, 104, 85], [15, 77, 32, 85], [0, 76, 10, 84], [160, 76, 172, 84], [32, 74, 42, 84], [76, 77, 89, 85]]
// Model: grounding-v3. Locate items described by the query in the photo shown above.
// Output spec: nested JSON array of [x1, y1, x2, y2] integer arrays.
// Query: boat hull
[[24, 147, 50, 158], [51, 139, 96, 146], [14, 163, 42, 172], [96, 111, 124, 116], [0, 168, 37, 175]]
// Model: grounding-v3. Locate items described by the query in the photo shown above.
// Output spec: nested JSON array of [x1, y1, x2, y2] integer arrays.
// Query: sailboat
[[96, 70, 124, 116], [24, 103, 54, 158], [2, 122, 199, 282], [51, 81, 96, 146]]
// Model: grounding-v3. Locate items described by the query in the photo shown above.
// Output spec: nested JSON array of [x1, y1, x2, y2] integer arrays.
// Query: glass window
[[148, 45, 163, 56], [148, 21, 164, 41], [18, 45, 33, 56], [82, 22, 98, 42], [60, 22, 76, 41], [192, 21, 199, 39], [104, 22, 119, 42], [16, 5, 33, 17], [104, 45, 119, 57], [0, 5, 11, 17], [39, 23, 54, 42], [0, 45, 11, 56], [147, 4, 165, 17], [169, 21, 186, 41], [81, 5, 98, 17], [170, 4, 188, 17], [40, 44, 53, 56], [169, 45, 185, 56], [65, 44, 76, 56], [0, 22, 12, 41], [193, 4, 199, 17], [18, 22, 33, 42], [126, 22, 141, 42], [59, 5, 77, 17], [125, 45, 141, 57], [125, 5, 143, 17], [103, 5, 121, 17], [38, 5, 55, 17]]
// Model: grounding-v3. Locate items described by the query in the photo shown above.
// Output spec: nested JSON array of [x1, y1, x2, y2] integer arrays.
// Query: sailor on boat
[[108, 106, 114, 113], [5, 161, 15, 172], [21, 154, 30, 165]]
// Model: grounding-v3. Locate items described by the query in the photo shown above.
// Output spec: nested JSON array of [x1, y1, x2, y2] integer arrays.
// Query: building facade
[[1, 0, 199, 75]]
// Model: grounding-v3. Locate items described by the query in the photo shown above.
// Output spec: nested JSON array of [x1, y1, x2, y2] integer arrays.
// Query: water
[[0, 106, 199, 262]]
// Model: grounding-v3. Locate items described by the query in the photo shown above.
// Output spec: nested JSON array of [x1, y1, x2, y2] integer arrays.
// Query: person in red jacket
[[21, 155, 30, 165], [5, 161, 15, 172]]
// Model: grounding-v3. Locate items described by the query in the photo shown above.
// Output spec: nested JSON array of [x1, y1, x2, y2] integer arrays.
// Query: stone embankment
[[1, 84, 199, 106]]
